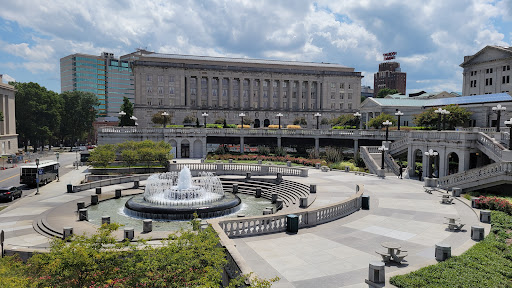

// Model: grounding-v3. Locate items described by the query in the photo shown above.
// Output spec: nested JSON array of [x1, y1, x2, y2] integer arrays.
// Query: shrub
[[293, 117, 307, 126], [286, 125, 302, 129], [206, 123, 223, 128], [475, 196, 512, 215], [268, 125, 281, 129], [324, 146, 343, 163], [237, 124, 251, 128], [214, 145, 229, 155], [273, 146, 287, 157], [257, 146, 271, 156]]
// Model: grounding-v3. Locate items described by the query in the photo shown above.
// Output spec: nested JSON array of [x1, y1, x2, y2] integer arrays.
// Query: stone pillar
[[95, 187, 101, 195], [307, 80, 312, 110], [287, 161, 291, 167], [177, 138, 182, 159], [297, 80, 303, 110], [102, 216, 110, 225], [276, 172, 282, 183], [314, 137, 320, 155], [321, 81, 328, 110], [278, 80, 283, 109], [143, 219, 152, 233], [78, 209, 88, 221], [91, 194, 99, 205], [185, 76, 191, 107], [480, 210, 491, 223], [124, 228, 134, 241], [228, 77, 234, 108], [316, 81, 321, 109], [288, 80, 293, 110], [471, 226, 485, 241], [277, 136, 281, 148], [207, 76, 212, 107], [240, 136, 245, 154], [249, 78, 254, 109], [259, 79, 264, 109], [63, 227, 73, 239], [438, 149, 447, 178], [367, 262, 385, 285], [196, 76, 201, 108], [435, 244, 451, 261], [299, 197, 308, 208], [115, 189, 121, 199]]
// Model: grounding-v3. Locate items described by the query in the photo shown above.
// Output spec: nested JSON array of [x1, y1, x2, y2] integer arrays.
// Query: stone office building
[[129, 52, 363, 128], [0, 75, 18, 155]]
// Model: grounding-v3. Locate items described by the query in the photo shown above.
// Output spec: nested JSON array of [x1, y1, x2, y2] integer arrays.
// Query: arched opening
[[447, 152, 459, 175], [263, 119, 270, 127], [413, 149, 423, 178], [193, 139, 203, 158], [181, 140, 190, 158], [426, 150, 440, 178], [169, 140, 177, 159], [254, 119, 260, 128]]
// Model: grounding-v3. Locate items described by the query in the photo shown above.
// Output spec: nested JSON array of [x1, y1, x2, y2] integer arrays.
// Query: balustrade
[[438, 162, 512, 189]]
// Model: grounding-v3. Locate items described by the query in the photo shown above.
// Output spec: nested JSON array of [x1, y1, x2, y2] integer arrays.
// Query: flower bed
[[207, 154, 326, 167], [475, 196, 512, 215]]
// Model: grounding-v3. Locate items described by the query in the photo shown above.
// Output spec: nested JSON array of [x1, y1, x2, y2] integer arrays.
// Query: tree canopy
[[377, 88, 399, 98], [59, 90, 99, 146], [367, 113, 397, 129], [118, 97, 135, 126], [413, 105, 472, 129]]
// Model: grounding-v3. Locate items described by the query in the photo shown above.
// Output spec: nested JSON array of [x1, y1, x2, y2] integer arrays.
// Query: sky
[[0, 0, 511, 94]]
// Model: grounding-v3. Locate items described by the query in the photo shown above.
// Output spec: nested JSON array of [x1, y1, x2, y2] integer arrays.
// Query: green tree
[[214, 117, 225, 124], [118, 97, 135, 126], [151, 111, 168, 126], [121, 149, 138, 171], [13, 82, 61, 151], [413, 105, 472, 130], [88, 144, 116, 167], [183, 115, 196, 124], [293, 117, 307, 126], [59, 91, 98, 147], [331, 114, 357, 127], [377, 88, 399, 98], [367, 113, 397, 129]]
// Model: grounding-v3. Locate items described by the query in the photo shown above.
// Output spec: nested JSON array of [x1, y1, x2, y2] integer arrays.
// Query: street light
[[505, 118, 512, 149], [202, 112, 209, 127], [441, 109, 450, 130], [424, 149, 439, 178], [434, 108, 443, 131], [353, 112, 361, 130], [130, 115, 137, 126], [395, 110, 404, 130], [492, 104, 506, 132], [378, 145, 388, 170], [118, 111, 126, 126], [55, 152, 60, 181], [35, 158, 40, 195], [382, 120, 392, 142], [161, 111, 169, 128], [314, 112, 322, 129], [239, 113, 246, 129], [276, 113, 283, 129]]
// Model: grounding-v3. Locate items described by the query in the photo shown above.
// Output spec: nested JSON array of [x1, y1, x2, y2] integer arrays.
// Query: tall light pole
[[161, 111, 169, 128], [492, 104, 506, 132], [353, 112, 361, 130], [395, 110, 404, 130], [314, 112, 321, 129], [382, 120, 392, 142], [276, 113, 283, 129], [505, 118, 512, 149], [118, 110, 126, 126], [378, 145, 388, 170], [434, 108, 443, 131], [239, 113, 246, 129], [424, 149, 439, 178], [202, 112, 209, 127], [441, 109, 450, 130], [35, 158, 40, 195], [55, 152, 60, 181]]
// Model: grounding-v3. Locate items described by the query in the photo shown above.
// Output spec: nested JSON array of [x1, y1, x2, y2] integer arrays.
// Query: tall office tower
[[60, 52, 134, 117], [373, 62, 406, 97]]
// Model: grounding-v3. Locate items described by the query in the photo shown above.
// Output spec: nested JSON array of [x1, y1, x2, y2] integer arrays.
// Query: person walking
[[398, 161, 403, 179]]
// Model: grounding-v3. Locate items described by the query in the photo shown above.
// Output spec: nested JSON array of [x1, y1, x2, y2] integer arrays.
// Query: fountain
[[125, 167, 241, 220]]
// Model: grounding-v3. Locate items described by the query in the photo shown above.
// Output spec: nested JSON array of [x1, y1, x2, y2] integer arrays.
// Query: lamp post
[[492, 104, 506, 132], [276, 113, 283, 129], [202, 112, 209, 127], [505, 118, 512, 149], [395, 110, 404, 130], [55, 152, 59, 181], [378, 145, 388, 170], [382, 120, 392, 142], [434, 108, 443, 131], [118, 111, 126, 126], [353, 112, 361, 130], [161, 111, 169, 128], [239, 113, 246, 129], [35, 158, 40, 195], [130, 115, 137, 126], [441, 109, 450, 130], [424, 149, 439, 178], [314, 112, 321, 129]]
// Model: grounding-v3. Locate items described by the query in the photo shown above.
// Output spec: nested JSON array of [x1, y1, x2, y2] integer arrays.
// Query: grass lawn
[[0, 206, 7, 212]]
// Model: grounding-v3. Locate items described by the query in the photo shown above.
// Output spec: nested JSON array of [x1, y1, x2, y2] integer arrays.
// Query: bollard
[[276, 172, 282, 183], [91, 194, 99, 205], [102, 216, 110, 225], [435, 243, 451, 261], [345, 166, 350, 172], [78, 209, 88, 221], [143, 219, 152, 233], [232, 184, 238, 194], [134, 180, 139, 189], [310, 184, 317, 193], [77, 201, 85, 210], [246, 172, 251, 179], [299, 197, 308, 208], [452, 187, 461, 197], [124, 228, 134, 241], [255, 188, 262, 198], [229, 159, 233, 163], [480, 210, 491, 223], [471, 226, 485, 241], [258, 159, 262, 164], [95, 187, 102, 195], [63, 227, 73, 240], [115, 189, 122, 199], [286, 161, 291, 167], [275, 199, 283, 209], [315, 163, 321, 169], [263, 209, 272, 215], [471, 197, 479, 208], [67, 184, 73, 193], [271, 193, 278, 203], [367, 261, 385, 284]]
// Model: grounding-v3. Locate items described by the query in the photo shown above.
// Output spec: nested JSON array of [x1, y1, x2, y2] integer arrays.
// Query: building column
[[438, 149, 447, 178], [269, 80, 274, 110], [196, 76, 201, 108], [278, 80, 283, 110], [177, 138, 182, 159], [314, 137, 320, 155], [459, 150, 471, 172], [240, 136, 245, 154], [288, 80, 293, 111], [248, 78, 254, 109], [354, 139, 359, 157], [228, 77, 234, 109], [422, 153, 429, 179], [207, 76, 212, 108], [259, 79, 264, 109], [307, 81, 312, 110], [321, 80, 328, 110], [316, 81, 321, 109], [407, 145, 414, 176], [297, 80, 303, 110], [0, 95, 4, 135], [277, 136, 281, 148], [203, 138, 207, 159]]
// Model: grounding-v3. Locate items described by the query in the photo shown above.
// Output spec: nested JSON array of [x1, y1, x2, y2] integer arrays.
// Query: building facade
[[373, 62, 406, 97], [130, 52, 363, 128], [60, 52, 134, 117], [460, 46, 512, 96], [0, 75, 18, 154]]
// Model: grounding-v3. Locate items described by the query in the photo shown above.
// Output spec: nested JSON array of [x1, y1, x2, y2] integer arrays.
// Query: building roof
[[367, 93, 512, 108], [367, 97, 431, 107], [143, 52, 350, 69], [460, 45, 512, 67]]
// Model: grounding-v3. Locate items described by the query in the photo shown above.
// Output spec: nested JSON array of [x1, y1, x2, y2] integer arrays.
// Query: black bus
[[20, 160, 59, 186]]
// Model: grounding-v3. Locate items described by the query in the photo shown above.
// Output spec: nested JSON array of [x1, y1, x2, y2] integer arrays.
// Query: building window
[[348, 103, 352, 110], [330, 83, 335, 89], [470, 71, 477, 76], [331, 92, 335, 99], [340, 92, 344, 99], [158, 86, 164, 95], [283, 81, 287, 88], [486, 78, 493, 85], [348, 84, 352, 89], [146, 86, 153, 93], [331, 103, 335, 109], [169, 75, 175, 83], [191, 88, 196, 95], [283, 91, 288, 98], [147, 98, 152, 105], [339, 103, 343, 109], [504, 75, 510, 84], [169, 87, 175, 94], [470, 80, 477, 87], [158, 98, 163, 106], [348, 93, 352, 99], [273, 81, 278, 87], [503, 65, 510, 71], [486, 68, 493, 73], [158, 76, 164, 83], [146, 74, 152, 82], [339, 83, 344, 89]]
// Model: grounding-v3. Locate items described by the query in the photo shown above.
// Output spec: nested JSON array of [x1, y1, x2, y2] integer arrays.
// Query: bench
[[424, 188, 433, 194], [440, 197, 454, 204], [391, 253, 408, 264], [375, 251, 391, 262], [445, 222, 465, 231], [320, 166, 330, 172]]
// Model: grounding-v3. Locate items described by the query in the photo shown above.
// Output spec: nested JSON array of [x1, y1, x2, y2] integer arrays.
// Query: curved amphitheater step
[[33, 210, 63, 239]]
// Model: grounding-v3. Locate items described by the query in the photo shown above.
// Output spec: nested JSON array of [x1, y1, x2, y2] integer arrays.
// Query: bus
[[20, 160, 59, 186]]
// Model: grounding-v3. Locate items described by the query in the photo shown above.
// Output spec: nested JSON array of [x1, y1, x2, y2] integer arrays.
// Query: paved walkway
[[0, 163, 489, 287]]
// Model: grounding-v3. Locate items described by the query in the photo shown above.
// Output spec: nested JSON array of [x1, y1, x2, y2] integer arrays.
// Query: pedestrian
[[418, 167, 423, 181]]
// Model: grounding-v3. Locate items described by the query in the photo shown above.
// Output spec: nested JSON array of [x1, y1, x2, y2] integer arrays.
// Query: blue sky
[[1, 0, 511, 94]]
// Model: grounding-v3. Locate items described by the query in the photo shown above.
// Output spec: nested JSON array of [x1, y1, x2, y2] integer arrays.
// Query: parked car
[[0, 186, 22, 202]]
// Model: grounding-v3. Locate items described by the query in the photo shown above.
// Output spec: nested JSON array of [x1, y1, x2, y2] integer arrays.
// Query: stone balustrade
[[73, 175, 148, 192], [360, 146, 381, 175], [438, 162, 512, 189], [169, 163, 308, 177], [476, 132, 505, 162]]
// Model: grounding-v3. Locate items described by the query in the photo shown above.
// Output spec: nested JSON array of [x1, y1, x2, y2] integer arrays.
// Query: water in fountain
[[144, 166, 224, 206]]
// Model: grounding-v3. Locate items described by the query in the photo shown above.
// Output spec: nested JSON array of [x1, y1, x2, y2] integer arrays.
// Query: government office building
[[128, 51, 363, 128], [60, 52, 134, 117]]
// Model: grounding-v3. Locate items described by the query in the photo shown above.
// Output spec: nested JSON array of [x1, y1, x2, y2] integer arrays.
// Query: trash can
[[286, 214, 299, 233], [67, 184, 73, 193], [362, 195, 370, 210]]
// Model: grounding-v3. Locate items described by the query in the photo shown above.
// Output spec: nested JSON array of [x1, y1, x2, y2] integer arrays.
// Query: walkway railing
[[389, 137, 408, 155], [438, 162, 512, 189], [169, 163, 308, 177], [476, 132, 506, 162], [384, 152, 400, 176], [216, 185, 363, 238], [360, 146, 380, 175], [72, 175, 148, 192]]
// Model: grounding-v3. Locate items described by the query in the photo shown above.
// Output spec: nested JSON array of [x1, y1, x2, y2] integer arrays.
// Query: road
[[0, 150, 84, 207]]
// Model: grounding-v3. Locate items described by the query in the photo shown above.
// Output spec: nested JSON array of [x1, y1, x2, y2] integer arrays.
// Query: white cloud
[[1, 73, 15, 83]]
